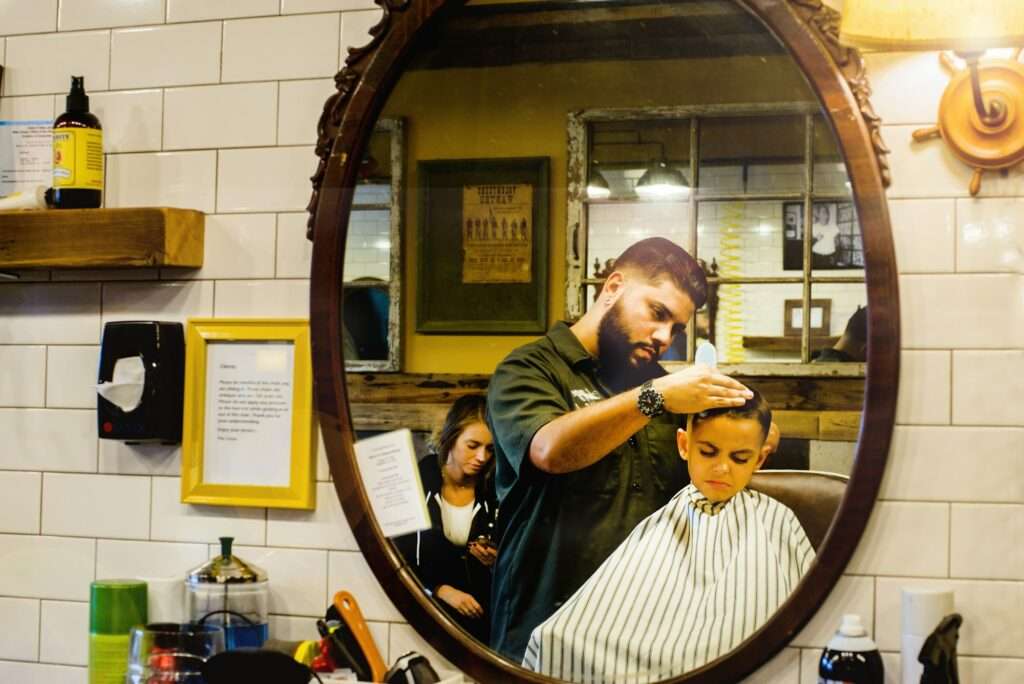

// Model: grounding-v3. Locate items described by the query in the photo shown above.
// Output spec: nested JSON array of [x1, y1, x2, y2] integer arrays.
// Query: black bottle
[[52, 76, 103, 209], [818, 614, 884, 683]]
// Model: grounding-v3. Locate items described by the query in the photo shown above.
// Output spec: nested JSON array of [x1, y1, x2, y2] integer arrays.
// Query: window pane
[[697, 201, 787, 278], [812, 114, 852, 196], [343, 209, 391, 280], [698, 115, 806, 194], [342, 284, 390, 361], [808, 283, 867, 363], [784, 200, 865, 273], [587, 201, 690, 279], [711, 283, 805, 364], [589, 119, 691, 201]]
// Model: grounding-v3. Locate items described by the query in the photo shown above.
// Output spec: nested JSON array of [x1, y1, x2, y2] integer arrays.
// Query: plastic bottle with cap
[[89, 579, 147, 684], [818, 614, 884, 683]]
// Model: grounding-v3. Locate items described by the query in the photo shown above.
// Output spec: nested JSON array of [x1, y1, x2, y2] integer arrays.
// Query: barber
[[486, 237, 776, 661]]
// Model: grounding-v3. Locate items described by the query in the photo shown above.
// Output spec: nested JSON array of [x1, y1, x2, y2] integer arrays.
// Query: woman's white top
[[522, 484, 815, 684], [437, 494, 477, 547]]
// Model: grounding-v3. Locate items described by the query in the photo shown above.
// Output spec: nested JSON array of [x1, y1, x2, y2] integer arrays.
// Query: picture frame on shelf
[[783, 298, 831, 337]]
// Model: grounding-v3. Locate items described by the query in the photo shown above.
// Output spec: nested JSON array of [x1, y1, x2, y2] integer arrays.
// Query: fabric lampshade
[[839, 0, 1024, 51]]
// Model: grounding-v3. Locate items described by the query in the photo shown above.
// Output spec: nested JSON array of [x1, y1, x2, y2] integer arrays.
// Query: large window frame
[[566, 104, 866, 372], [343, 117, 404, 372]]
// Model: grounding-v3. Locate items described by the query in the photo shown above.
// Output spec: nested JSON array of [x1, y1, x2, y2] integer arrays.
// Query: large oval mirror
[[308, 0, 899, 681]]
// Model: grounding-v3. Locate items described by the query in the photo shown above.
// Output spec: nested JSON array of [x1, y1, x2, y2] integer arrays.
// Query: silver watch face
[[639, 383, 664, 417]]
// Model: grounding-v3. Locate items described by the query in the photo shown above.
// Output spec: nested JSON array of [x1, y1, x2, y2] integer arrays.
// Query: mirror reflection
[[342, 0, 867, 679]]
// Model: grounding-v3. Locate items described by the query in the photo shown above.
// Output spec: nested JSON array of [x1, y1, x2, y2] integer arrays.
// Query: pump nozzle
[[66, 76, 89, 113]]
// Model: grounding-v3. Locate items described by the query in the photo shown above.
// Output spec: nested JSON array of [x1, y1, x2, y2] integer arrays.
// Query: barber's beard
[[596, 301, 662, 392]]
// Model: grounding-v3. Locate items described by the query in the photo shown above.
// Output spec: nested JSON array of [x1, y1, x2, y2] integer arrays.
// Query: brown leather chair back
[[747, 469, 849, 551]]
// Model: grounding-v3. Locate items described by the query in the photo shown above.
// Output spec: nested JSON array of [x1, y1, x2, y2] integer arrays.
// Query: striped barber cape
[[522, 484, 814, 683]]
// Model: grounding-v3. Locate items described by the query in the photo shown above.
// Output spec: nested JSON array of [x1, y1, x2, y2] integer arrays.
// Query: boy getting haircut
[[523, 391, 814, 683]]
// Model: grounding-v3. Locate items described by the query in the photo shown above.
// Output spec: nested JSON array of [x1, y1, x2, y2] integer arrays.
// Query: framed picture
[[783, 298, 831, 337], [417, 157, 549, 333], [783, 200, 862, 270], [181, 318, 315, 510]]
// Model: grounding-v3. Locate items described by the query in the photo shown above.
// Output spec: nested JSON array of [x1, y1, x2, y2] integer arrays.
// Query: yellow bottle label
[[53, 128, 104, 190], [88, 633, 130, 684]]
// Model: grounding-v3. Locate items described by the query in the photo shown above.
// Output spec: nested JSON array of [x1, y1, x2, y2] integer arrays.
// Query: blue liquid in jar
[[223, 622, 269, 650]]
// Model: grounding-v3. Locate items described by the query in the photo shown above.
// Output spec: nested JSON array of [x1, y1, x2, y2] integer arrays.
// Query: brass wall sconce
[[840, 1, 1024, 195]]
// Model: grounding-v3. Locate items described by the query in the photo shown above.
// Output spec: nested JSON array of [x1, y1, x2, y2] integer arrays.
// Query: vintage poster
[[462, 183, 533, 283]]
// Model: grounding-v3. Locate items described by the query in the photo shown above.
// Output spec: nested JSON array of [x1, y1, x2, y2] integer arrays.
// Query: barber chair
[[747, 470, 849, 551]]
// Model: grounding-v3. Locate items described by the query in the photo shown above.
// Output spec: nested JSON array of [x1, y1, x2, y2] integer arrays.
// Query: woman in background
[[394, 395, 498, 642]]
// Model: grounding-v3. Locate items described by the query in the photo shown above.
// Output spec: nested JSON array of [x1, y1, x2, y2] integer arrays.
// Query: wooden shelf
[[743, 335, 839, 353], [0, 207, 204, 269]]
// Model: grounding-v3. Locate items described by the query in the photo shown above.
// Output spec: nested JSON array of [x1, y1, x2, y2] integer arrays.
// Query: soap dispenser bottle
[[818, 614, 884, 683], [52, 75, 103, 208]]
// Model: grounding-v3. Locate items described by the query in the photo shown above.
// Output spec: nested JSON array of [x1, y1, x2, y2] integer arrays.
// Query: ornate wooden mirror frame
[[307, 0, 900, 680]]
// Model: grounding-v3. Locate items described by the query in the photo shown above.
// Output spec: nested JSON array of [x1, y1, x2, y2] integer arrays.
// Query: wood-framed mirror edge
[[307, 0, 901, 681]]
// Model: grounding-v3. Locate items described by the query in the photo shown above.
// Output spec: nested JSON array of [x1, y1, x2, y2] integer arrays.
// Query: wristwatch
[[637, 380, 665, 418]]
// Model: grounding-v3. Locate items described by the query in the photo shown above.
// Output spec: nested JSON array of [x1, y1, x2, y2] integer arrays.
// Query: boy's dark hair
[[691, 388, 771, 440], [613, 237, 708, 309], [430, 394, 488, 470]]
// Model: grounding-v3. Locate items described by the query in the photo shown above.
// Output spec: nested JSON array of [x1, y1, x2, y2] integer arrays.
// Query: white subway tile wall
[[0, 597, 40, 661], [39, 601, 89, 666], [0, 1, 59, 37], [58, 0, 166, 32], [0, 8, 1020, 679], [45, 346, 100, 408]]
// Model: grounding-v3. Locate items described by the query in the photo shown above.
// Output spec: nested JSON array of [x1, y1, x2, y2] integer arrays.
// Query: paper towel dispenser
[[97, 321, 184, 444]]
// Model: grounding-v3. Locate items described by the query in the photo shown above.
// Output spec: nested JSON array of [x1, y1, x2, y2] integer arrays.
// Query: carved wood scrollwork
[[306, 0, 413, 241], [786, 0, 892, 187]]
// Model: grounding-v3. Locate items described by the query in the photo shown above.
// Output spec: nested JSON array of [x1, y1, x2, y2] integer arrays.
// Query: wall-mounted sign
[[181, 318, 315, 510]]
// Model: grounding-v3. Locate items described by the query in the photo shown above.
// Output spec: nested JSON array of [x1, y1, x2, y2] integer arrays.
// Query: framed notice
[[181, 318, 315, 510], [417, 157, 549, 333]]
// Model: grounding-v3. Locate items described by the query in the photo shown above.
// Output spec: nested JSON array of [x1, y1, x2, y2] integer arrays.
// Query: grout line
[[219, 20, 225, 84], [952, 197, 960, 272], [35, 598, 42, 661], [37, 470, 44, 535], [948, 350, 954, 426], [947, 502, 953, 578], [106, 28, 112, 90], [159, 87, 166, 152], [41, 345, 48, 409], [273, 214, 280, 278]]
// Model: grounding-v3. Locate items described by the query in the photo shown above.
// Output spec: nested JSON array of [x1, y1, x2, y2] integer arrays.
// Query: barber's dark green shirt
[[486, 322, 689, 661]]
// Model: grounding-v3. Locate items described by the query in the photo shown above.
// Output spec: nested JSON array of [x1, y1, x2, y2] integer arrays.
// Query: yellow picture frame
[[181, 318, 315, 510]]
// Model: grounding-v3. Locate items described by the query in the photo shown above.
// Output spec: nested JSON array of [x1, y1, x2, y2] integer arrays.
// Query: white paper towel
[[96, 355, 146, 412], [901, 587, 954, 684], [138, 576, 186, 624]]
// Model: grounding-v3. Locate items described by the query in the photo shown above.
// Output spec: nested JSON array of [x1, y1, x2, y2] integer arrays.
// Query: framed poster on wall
[[416, 157, 549, 334]]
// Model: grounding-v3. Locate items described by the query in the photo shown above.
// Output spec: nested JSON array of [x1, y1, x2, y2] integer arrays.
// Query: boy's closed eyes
[[677, 412, 771, 502]]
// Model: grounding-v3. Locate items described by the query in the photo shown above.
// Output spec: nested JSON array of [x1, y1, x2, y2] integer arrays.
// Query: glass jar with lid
[[185, 537, 269, 649]]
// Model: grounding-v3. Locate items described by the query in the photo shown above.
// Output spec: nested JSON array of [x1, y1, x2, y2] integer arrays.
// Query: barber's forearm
[[528, 388, 649, 474]]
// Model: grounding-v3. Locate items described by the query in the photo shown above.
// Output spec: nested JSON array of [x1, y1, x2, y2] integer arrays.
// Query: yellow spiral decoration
[[718, 203, 745, 364]]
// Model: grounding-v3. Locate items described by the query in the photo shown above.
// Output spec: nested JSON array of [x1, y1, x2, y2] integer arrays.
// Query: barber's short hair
[[691, 388, 771, 440], [613, 237, 708, 309]]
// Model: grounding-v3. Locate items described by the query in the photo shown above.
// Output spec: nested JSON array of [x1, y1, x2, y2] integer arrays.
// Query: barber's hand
[[435, 585, 484, 619], [468, 540, 497, 567], [653, 365, 753, 415]]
